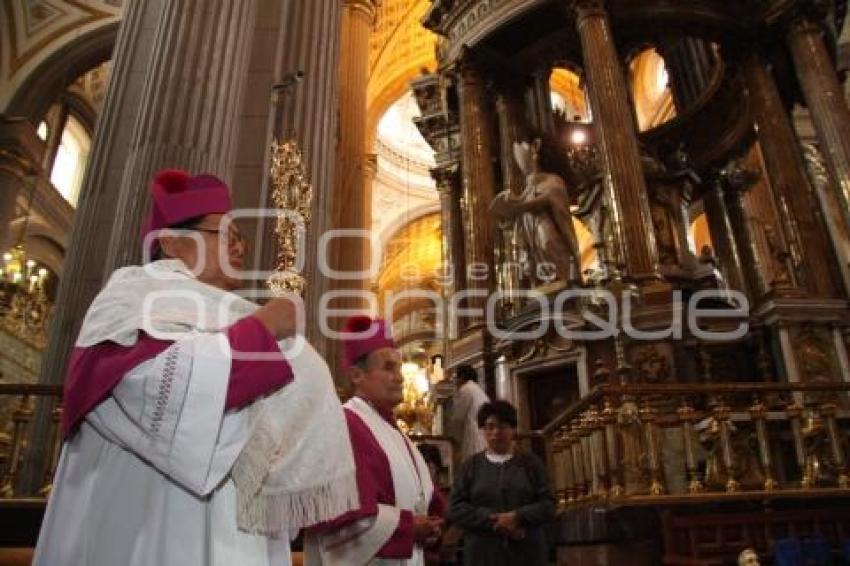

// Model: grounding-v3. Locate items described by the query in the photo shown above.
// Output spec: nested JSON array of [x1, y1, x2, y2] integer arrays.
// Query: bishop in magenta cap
[[140, 168, 233, 258], [340, 315, 396, 369]]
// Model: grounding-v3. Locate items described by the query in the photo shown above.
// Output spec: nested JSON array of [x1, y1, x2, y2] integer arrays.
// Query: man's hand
[[490, 512, 522, 538], [253, 298, 298, 339], [413, 515, 444, 543]]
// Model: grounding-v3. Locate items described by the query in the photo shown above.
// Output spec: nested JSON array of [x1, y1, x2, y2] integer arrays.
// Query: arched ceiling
[[0, 0, 122, 111], [377, 212, 442, 316], [366, 0, 436, 146]]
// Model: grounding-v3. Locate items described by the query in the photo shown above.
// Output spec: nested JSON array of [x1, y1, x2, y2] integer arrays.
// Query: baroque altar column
[[457, 53, 499, 328], [658, 37, 717, 111], [569, 0, 659, 281], [786, 4, 850, 238], [702, 183, 749, 297], [742, 50, 840, 298], [434, 166, 466, 303]]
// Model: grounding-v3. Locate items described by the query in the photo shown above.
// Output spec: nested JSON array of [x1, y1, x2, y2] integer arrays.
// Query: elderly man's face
[[351, 347, 404, 412], [159, 213, 245, 291]]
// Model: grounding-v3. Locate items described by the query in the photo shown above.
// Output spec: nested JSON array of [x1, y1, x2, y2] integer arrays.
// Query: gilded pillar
[[458, 54, 498, 324], [742, 51, 839, 297], [332, 0, 378, 287], [787, 8, 850, 235], [569, 0, 659, 280], [702, 184, 749, 296]]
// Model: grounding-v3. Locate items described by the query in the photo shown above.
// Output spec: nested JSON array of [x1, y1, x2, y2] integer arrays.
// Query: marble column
[[787, 9, 850, 235], [0, 117, 43, 246], [104, 0, 257, 270], [458, 54, 498, 325], [742, 51, 839, 298], [801, 142, 850, 296], [570, 0, 659, 281], [495, 89, 527, 196], [702, 184, 749, 296]]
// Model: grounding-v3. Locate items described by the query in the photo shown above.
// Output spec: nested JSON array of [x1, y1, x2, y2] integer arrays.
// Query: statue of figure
[[490, 139, 580, 285]]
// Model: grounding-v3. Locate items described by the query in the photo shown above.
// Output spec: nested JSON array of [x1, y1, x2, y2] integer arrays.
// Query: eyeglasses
[[193, 227, 245, 248], [481, 422, 513, 432]]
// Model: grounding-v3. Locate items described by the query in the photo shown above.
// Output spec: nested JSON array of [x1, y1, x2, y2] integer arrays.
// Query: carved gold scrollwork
[[267, 139, 313, 296]]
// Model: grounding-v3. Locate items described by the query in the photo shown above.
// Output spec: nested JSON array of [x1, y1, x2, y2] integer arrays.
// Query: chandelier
[[0, 176, 52, 348]]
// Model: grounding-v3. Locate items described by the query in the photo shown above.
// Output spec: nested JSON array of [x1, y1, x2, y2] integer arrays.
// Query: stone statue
[[490, 139, 580, 285], [738, 548, 760, 566]]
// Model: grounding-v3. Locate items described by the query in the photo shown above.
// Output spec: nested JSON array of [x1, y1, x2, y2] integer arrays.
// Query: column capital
[[567, 0, 607, 21], [342, 0, 379, 23], [431, 163, 460, 192], [785, 0, 832, 35]]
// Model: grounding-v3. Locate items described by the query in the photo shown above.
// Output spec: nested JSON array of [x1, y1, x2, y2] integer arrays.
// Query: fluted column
[[659, 37, 717, 110], [458, 54, 498, 325], [569, 0, 659, 280], [331, 0, 377, 287], [0, 117, 43, 246], [724, 184, 769, 299], [702, 184, 749, 296], [104, 0, 257, 270], [802, 142, 850, 295], [525, 70, 555, 135], [787, 8, 850, 234], [434, 166, 466, 300], [742, 51, 839, 298], [25, 0, 168, 494]]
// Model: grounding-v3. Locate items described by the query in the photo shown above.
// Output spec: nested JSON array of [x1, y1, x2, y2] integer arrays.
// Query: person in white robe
[[34, 170, 358, 566], [450, 364, 489, 463]]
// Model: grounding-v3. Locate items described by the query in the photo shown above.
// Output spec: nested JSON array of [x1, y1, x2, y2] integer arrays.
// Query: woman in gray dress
[[448, 401, 556, 565]]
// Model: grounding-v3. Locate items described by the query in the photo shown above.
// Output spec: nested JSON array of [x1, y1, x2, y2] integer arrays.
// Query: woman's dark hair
[[456, 364, 477, 383], [477, 400, 518, 429], [151, 215, 205, 261], [417, 443, 443, 469]]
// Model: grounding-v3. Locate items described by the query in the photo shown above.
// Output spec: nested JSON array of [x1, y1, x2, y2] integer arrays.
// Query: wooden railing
[[532, 382, 850, 508], [0, 384, 63, 499]]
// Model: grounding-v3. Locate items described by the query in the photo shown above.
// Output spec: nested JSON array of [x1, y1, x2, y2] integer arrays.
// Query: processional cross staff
[[265, 71, 313, 297]]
